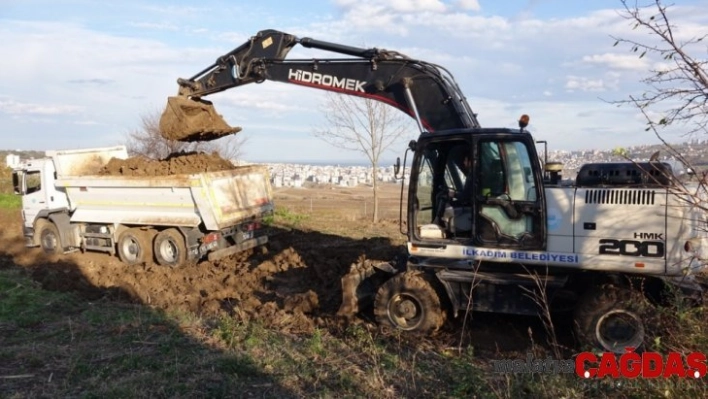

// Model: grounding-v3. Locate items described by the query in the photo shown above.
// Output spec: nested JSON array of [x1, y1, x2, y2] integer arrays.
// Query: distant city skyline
[[4, 136, 708, 170]]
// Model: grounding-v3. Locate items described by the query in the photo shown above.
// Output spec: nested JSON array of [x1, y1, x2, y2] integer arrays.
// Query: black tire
[[574, 286, 651, 353], [117, 229, 153, 265], [153, 228, 187, 267], [374, 272, 445, 333], [39, 222, 61, 255]]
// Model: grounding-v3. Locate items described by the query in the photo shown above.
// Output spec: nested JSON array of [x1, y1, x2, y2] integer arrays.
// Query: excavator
[[160, 29, 707, 352]]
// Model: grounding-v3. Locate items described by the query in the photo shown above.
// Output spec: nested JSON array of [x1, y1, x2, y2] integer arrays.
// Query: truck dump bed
[[50, 146, 273, 230]]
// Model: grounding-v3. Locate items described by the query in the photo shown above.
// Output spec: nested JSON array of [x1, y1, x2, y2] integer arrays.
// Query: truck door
[[473, 138, 545, 249], [15, 165, 48, 229]]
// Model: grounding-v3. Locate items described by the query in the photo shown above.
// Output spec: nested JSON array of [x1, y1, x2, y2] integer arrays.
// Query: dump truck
[[12, 146, 273, 266], [158, 28, 708, 353]]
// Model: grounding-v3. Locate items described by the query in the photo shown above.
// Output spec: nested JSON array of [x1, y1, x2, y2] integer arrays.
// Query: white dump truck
[[12, 146, 273, 266]]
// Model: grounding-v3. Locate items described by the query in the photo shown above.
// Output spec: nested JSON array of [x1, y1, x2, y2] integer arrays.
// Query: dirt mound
[[91, 230, 400, 334], [1, 208, 401, 334], [99, 152, 235, 176], [0, 209, 547, 353]]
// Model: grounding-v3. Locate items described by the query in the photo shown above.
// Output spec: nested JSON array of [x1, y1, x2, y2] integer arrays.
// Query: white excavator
[[159, 29, 708, 352]]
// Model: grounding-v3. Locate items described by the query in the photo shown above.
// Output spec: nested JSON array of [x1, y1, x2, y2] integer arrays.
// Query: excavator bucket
[[159, 96, 242, 142]]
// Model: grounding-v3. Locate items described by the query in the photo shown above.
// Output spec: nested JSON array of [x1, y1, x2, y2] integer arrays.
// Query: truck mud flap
[[207, 235, 268, 261]]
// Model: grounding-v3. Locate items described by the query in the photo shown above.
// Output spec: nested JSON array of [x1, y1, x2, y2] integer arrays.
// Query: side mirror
[[393, 157, 401, 177]]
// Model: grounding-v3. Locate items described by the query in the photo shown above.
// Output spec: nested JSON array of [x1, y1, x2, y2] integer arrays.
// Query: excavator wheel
[[159, 96, 242, 142], [574, 285, 653, 353], [374, 271, 445, 334], [338, 259, 396, 319]]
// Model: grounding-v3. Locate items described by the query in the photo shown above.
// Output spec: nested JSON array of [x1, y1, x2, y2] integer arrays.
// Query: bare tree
[[126, 110, 247, 161], [612, 1, 708, 221], [610, 0, 708, 134], [313, 93, 411, 222]]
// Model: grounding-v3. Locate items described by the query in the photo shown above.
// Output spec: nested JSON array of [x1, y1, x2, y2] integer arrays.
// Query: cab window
[[25, 171, 41, 194], [478, 141, 536, 201]]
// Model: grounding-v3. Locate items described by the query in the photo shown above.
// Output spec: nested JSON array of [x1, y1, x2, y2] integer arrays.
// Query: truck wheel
[[154, 229, 186, 267], [574, 286, 650, 353], [39, 222, 61, 255], [374, 272, 444, 333], [117, 229, 152, 265]]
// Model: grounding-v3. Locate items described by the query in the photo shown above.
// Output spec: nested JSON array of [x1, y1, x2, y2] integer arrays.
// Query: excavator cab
[[408, 130, 546, 248]]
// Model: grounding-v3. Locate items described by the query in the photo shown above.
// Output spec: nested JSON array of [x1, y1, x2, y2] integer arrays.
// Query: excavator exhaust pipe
[[160, 96, 242, 142]]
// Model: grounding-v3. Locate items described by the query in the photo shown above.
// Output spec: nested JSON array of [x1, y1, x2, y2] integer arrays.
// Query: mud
[[0, 210, 399, 334], [0, 197, 554, 352], [99, 152, 235, 176]]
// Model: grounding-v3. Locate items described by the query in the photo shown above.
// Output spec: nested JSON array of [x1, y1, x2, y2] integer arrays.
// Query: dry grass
[[273, 183, 406, 222], [1, 181, 708, 398]]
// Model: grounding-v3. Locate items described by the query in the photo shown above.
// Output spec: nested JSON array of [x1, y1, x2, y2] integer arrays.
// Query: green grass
[[1, 263, 506, 397], [1, 213, 707, 397], [0, 193, 20, 209], [0, 266, 289, 398], [263, 206, 309, 227], [2, 266, 708, 398]]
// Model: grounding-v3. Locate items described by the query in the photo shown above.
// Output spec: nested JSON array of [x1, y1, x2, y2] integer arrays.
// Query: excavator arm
[[160, 29, 480, 142]]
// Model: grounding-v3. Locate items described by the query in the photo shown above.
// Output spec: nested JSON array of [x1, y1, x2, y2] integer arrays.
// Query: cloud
[[564, 76, 607, 92], [581, 53, 649, 71], [0, 99, 83, 116], [1, 1, 706, 161], [136, 5, 210, 17], [335, 0, 447, 13], [67, 79, 115, 85], [128, 22, 179, 31], [73, 120, 101, 126], [455, 0, 481, 11], [389, 0, 447, 12]]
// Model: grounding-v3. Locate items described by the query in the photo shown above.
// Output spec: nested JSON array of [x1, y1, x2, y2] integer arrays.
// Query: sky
[[1, 0, 707, 163]]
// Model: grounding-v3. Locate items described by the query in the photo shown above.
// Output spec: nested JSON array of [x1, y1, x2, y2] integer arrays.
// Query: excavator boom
[[160, 29, 480, 142]]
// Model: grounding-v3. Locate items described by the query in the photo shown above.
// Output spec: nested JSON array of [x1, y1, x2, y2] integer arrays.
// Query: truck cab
[[13, 158, 70, 247]]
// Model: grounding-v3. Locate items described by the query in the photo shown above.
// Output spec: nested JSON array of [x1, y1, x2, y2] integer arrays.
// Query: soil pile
[[18, 228, 399, 334], [98, 152, 235, 176], [0, 210, 401, 335]]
